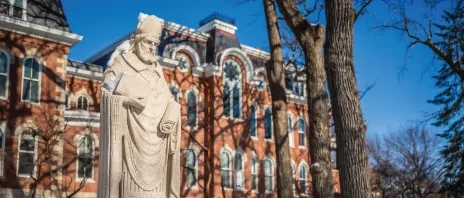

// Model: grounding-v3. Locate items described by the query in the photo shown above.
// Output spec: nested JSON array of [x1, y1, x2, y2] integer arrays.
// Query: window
[[77, 96, 89, 111], [0, 127, 5, 177], [12, 0, 22, 18], [223, 59, 242, 119], [22, 58, 41, 103], [187, 91, 197, 129], [0, 1, 9, 15], [250, 105, 257, 138], [185, 149, 197, 188], [77, 134, 93, 179], [220, 151, 232, 188], [288, 115, 294, 147], [264, 108, 272, 140], [285, 75, 292, 91], [298, 118, 306, 147], [18, 133, 36, 177], [169, 86, 179, 102], [0, 51, 9, 98], [251, 157, 259, 192], [175, 52, 192, 71], [299, 166, 307, 195], [65, 93, 70, 109], [264, 158, 274, 193], [234, 151, 244, 190], [293, 82, 305, 96]]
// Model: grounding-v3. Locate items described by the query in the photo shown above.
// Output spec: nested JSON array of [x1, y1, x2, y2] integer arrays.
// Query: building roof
[[26, 0, 71, 32], [67, 59, 103, 73]]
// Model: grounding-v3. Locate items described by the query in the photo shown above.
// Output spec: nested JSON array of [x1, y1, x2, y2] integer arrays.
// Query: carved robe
[[98, 53, 181, 198]]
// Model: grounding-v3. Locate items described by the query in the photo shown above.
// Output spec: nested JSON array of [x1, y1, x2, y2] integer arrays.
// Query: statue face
[[135, 36, 158, 64]]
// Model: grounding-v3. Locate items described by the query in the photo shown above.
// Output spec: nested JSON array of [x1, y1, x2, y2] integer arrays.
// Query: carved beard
[[135, 41, 157, 64]]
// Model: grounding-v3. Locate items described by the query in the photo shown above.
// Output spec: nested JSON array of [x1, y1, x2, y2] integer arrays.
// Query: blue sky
[[62, 0, 443, 137]]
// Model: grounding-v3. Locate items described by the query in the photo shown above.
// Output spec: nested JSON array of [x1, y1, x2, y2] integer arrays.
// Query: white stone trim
[[170, 45, 201, 67], [197, 19, 238, 34], [66, 66, 103, 81], [0, 15, 82, 46], [240, 44, 270, 60], [216, 47, 254, 83]]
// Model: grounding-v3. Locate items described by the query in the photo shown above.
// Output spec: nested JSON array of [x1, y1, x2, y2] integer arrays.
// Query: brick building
[[0, 0, 338, 197]]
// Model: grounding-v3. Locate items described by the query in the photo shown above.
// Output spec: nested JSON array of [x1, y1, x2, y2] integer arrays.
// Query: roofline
[[0, 15, 83, 46], [85, 17, 210, 63]]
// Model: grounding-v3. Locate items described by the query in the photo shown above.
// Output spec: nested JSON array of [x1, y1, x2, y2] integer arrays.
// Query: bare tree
[[273, 0, 333, 197], [368, 126, 445, 198], [262, 0, 294, 197]]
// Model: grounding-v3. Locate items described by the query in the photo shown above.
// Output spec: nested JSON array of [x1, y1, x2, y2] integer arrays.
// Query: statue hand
[[122, 96, 146, 110]]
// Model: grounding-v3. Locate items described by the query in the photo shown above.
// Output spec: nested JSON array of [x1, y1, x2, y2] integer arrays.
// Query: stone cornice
[[197, 19, 237, 34], [240, 44, 270, 60], [0, 15, 83, 46]]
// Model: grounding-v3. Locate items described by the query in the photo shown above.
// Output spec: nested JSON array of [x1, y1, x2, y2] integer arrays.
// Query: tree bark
[[274, 1, 333, 197], [263, 0, 294, 197], [324, 0, 371, 197]]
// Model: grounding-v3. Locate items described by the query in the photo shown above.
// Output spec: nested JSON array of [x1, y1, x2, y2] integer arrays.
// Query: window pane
[[0, 3, 9, 15], [0, 75, 6, 97], [265, 176, 272, 192], [18, 153, 34, 175], [0, 129, 3, 148], [169, 87, 178, 102], [299, 180, 306, 193], [221, 170, 231, 188], [24, 59, 32, 78], [20, 136, 35, 151], [187, 92, 197, 127], [299, 119, 305, 131], [12, 6, 21, 18], [30, 81, 39, 103], [220, 152, 229, 169], [265, 109, 272, 139], [300, 167, 306, 178], [22, 79, 30, 101], [223, 83, 230, 116], [251, 158, 257, 173], [252, 175, 257, 190], [235, 154, 242, 170], [232, 84, 240, 118], [299, 133, 305, 146], [78, 156, 93, 178], [264, 160, 271, 175], [187, 170, 195, 188], [186, 150, 195, 167], [0, 52, 7, 73], [32, 59, 40, 79], [250, 106, 256, 137]]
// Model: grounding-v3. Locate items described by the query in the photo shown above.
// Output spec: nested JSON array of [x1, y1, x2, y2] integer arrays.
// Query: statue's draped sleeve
[[98, 66, 125, 198]]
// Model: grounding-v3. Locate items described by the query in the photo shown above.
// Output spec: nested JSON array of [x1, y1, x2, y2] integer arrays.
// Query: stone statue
[[98, 13, 181, 198]]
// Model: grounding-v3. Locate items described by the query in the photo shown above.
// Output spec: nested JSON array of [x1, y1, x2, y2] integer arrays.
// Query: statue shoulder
[[104, 55, 126, 76]]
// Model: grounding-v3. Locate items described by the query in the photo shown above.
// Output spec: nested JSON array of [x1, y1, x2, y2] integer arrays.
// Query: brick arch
[[216, 48, 254, 83]]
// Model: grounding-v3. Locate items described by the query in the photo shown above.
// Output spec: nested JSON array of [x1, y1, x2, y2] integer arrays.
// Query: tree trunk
[[324, 0, 371, 197], [274, 1, 333, 197], [263, 0, 294, 197], [277, 0, 333, 198]]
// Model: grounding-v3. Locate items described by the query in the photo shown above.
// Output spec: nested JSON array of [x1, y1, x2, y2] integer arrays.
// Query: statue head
[[132, 13, 162, 64]]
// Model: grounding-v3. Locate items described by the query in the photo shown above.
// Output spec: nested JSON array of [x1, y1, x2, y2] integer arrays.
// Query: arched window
[[175, 52, 192, 71], [288, 115, 294, 147], [187, 91, 197, 128], [264, 108, 273, 140], [77, 134, 94, 179], [0, 126, 5, 177], [251, 156, 259, 192], [298, 118, 306, 147], [22, 58, 41, 103], [234, 152, 244, 190], [220, 151, 232, 188], [264, 157, 274, 194], [77, 96, 89, 111], [169, 86, 179, 102], [18, 133, 37, 177], [185, 149, 197, 188], [250, 104, 257, 138], [331, 151, 337, 169], [0, 51, 9, 98], [299, 165, 307, 195], [223, 59, 242, 119]]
